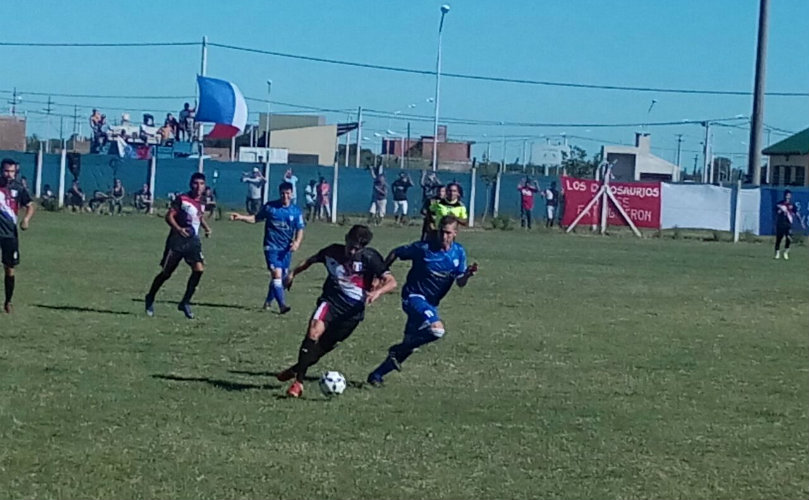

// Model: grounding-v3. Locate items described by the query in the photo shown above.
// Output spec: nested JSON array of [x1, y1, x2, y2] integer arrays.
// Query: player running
[[229, 181, 304, 313], [774, 189, 805, 260], [144, 172, 211, 319], [367, 215, 476, 385], [0, 158, 36, 313], [277, 225, 397, 398]]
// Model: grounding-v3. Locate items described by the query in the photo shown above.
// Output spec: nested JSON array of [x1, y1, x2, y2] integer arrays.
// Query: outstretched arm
[[366, 272, 397, 305], [384, 249, 399, 269], [229, 212, 257, 224], [285, 252, 321, 289], [456, 262, 478, 288]]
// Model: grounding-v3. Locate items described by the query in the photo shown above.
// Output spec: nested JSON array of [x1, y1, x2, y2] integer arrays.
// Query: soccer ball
[[319, 371, 347, 396]]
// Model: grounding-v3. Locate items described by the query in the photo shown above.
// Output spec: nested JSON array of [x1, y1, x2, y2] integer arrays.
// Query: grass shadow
[[151, 374, 280, 391], [34, 304, 134, 316], [131, 298, 253, 311], [228, 369, 364, 388]]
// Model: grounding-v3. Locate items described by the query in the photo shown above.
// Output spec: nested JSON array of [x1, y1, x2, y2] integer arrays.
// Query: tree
[[561, 145, 599, 178]]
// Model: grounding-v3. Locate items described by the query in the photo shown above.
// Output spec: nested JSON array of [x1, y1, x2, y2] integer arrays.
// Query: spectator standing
[[391, 171, 414, 225], [109, 178, 125, 215], [134, 183, 153, 213], [304, 179, 317, 222], [420, 170, 442, 214], [542, 181, 559, 227], [369, 172, 388, 225], [774, 189, 805, 260], [517, 177, 539, 229], [241, 167, 266, 215], [162, 114, 179, 143], [179, 103, 195, 141], [284, 168, 299, 205], [203, 186, 218, 220], [318, 176, 331, 221]]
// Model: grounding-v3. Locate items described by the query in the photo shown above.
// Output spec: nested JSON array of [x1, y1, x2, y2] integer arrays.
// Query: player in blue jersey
[[229, 181, 304, 313], [367, 214, 477, 385]]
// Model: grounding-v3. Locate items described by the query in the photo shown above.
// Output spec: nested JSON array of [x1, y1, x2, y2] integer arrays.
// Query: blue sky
[[1, 0, 807, 168]]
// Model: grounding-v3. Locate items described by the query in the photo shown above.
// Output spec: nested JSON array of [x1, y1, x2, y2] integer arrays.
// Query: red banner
[[561, 176, 661, 229]]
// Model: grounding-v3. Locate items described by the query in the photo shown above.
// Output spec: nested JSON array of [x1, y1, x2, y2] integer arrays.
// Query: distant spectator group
[[89, 102, 197, 154]]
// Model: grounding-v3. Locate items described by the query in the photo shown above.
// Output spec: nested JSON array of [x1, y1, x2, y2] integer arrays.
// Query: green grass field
[[1, 212, 807, 499]]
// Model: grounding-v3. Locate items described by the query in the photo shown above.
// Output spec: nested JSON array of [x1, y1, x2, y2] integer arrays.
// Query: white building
[[602, 133, 681, 182]]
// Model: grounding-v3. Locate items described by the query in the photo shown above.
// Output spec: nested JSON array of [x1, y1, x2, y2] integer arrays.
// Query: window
[[794, 166, 806, 186]]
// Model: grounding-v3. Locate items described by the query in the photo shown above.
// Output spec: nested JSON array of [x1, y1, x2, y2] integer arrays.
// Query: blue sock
[[266, 279, 275, 305], [371, 357, 398, 380], [272, 278, 286, 308]]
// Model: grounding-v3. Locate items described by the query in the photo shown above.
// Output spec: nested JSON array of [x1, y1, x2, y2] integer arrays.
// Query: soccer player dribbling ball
[[229, 181, 304, 313], [367, 214, 477, 386], [277, 225, 397, 398], [144, 173, 211, 319], [0, 159, 36, 314]]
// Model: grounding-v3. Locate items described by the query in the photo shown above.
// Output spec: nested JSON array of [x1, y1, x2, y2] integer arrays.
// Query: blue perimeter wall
[[758, 186, 809, 236], [1, 151, 557, 219]]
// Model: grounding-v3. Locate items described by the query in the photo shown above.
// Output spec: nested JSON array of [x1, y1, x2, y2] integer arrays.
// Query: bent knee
[[429, 321, 445, 338]]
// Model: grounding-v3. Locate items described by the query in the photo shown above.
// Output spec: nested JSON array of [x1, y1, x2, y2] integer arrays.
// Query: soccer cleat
[[3, 302, 12, 314], [774, 251, 781, 260], [276, 367, 296, 382], [784, 251, 790, 260], [144, 295, 155, 317], [177, 302, 194, 319], [279, 305, 292, 315], [263, 302, 273, 311], [366, 373, 384, 387], [286, 380, 303, 398]]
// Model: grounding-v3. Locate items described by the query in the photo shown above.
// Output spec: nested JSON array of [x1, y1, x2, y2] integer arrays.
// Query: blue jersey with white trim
[[395, 240, 467, 306], [255, 200, 305, 250]]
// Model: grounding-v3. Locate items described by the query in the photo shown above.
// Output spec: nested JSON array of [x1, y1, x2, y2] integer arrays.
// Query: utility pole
[[521, 139, 527, 172], [748, 0, 769, 185], [702, 121, 712, 183], [8, 88, 21, 116], [72, 105, 79, 136], [693, 154, 699, 176], [675, 134, 683, 168], [43, 96, 54, 153]]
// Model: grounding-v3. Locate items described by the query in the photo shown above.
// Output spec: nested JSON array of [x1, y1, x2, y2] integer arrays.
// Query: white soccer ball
[[319, 371, 347, 396]]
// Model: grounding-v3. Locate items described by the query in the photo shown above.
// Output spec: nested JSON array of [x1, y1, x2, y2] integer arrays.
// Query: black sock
[[147, 272, 169, 298], [181, 270, 203, 304], [4, 275, 14, 304], [295, 337, 324, 382]]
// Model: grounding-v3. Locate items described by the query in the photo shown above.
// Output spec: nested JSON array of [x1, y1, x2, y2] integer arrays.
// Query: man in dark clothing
[[0, 159, 36, 313], [774, 189, 805, 260], [391, 172, 414, 224]]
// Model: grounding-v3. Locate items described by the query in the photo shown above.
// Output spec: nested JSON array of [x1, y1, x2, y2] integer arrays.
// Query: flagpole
[[197, 35, 208, 174]]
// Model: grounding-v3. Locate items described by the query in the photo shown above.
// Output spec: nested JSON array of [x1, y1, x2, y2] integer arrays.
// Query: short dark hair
[[190, 172, 206, 183], [279, 181, 294, 192], [439, 214, 460, 229], [784, 189, 792, 196], [345, 224, 373, 247], [1, 158, 17, 169]]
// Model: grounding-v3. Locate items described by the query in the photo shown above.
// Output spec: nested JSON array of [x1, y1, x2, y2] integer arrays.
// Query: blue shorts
[[402, 294, 442, 336], [264, 248, 291, 271]]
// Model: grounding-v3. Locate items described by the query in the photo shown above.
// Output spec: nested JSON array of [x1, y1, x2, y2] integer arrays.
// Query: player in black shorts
[[0, 158, 36, 313], [774, 189, 805, 260], [277, 225, 397, 398], [144, 173, 211, 319]]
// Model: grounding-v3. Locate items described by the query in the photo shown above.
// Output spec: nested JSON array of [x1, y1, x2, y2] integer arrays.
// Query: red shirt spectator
[[518, 182, 538, 210]]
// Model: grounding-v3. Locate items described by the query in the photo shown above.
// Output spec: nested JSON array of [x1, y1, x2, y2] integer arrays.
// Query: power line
[[0, 41, 197, 48], [209, 42, 809, 97]]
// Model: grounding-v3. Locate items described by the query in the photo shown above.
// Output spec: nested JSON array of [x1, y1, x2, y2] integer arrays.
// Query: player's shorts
[[369, 199, 387, 217], [776, 224, 792, 239], [402, 294, 443, 337], [160, 234, 204, 269], [264, 248, 291, 271], [546, 205, 556, 220], [0, 237, 20, 268], [393, 200, 408, 216], [311, 300, 362, 350]]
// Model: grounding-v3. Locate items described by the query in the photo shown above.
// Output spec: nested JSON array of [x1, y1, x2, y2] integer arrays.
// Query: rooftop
[[762, 127, 809, 156]]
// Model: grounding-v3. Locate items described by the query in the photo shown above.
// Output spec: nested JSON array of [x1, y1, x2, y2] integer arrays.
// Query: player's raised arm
[[229, 212, 256, 224], [367, 271, 396, 305]]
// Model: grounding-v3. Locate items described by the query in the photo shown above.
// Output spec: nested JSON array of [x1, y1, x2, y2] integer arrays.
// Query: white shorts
[[393, 200, 408, 216], [546, 205, 556, 220], [369, 199, 387, 217]]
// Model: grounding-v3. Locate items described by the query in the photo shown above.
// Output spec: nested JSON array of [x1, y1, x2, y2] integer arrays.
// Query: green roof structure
[[762, 127, 809, 156]]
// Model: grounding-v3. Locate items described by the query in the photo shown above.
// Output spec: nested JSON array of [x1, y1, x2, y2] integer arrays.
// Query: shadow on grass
[[228, 369, 365, 388], [131, 298, 253, 311], [151, 374, 281, 392], [34, 304, 134, 316]]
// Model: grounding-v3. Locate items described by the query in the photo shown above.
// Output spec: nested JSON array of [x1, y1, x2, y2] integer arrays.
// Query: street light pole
[[431, 4, 450, 172]]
